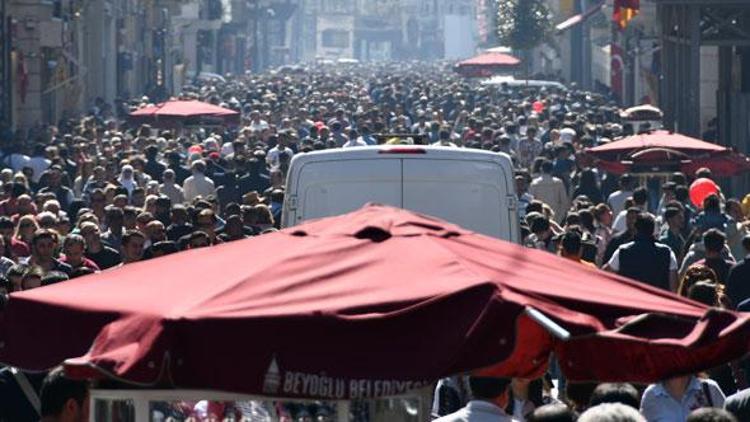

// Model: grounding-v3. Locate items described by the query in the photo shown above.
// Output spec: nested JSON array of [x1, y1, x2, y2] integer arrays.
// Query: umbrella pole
[[525, 307, 571, 340]]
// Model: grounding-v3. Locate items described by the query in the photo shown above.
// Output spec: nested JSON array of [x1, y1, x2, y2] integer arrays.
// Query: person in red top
[[59, 234, 100, 271], [0, 216, 30, 259], [0, 182, 27, 217]]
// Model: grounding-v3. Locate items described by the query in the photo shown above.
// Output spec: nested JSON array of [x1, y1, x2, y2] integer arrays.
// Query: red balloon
[[532, 101, 544, 113], [689, 178, 720, 208]]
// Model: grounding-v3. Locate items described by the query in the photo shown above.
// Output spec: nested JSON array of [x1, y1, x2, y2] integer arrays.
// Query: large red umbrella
[[455, 52, 521, 77], [129, 100, 240, 127], [1, 205, 749, 399], [586, 130, 750, 176]]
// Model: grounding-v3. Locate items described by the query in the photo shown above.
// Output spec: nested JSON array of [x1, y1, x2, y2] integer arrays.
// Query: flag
[[610, 43, 624, 102], [613, 0, 639, 30]]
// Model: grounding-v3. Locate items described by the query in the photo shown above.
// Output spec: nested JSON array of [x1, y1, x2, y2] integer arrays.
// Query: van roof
[[290, 146, 513, 165]]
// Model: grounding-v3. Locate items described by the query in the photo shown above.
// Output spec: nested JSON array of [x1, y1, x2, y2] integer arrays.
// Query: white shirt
[[3, 153, 30, 173], [182, 173, 216, 203], [434, 401, 518, 422], [607, 240, 678, 272], [28, 156, 51, 183], [640, 377, 725, 422], [266, 146, 294, 168], [612, 209, 657, 234], [248, 119, 269, 133], [342, 139, 368, 148], [607, 189, 633, 215]]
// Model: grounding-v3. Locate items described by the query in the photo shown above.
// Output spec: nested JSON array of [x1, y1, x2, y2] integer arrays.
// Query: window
[[322, 30, 350, 48]]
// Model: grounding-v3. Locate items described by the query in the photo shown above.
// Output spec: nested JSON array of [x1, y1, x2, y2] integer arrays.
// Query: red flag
[[613, 0, 640, 30], [610, 43, 624, 101]]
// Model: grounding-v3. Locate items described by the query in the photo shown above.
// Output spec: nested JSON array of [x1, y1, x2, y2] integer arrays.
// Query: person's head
[[527, 404, 577, 422], [121, 230, 146, 263], [703, 228, 726, 257], [687, 280, 723, 307], [594, 203, 613, 226], [540, 160, 553, 175], [162, 168, 176, 183], [224, 214, 245, 238], [664, 207, 685, 230], [678, 264, 718, 296], [150, 240, 178, 258], [16, 214, 40, 239], [632, 187, 648, 207], [675, 185, 690, 203], [31, 229, 59, 261], [619, 174, 634, 191], [702, 193, 722, 213], [633, 212, 655, 238], [21, 265, 44, 290], [726, 198, 744, 221], [78, 222, 101, 247], [195, 209, 216, 234], [62, 234, 87, 266], [559, 230, 582, 259], [469, 376, 511, 406], [105, 205, 124, 231], [145, 220, 166, 243], [695, 167, 713, 180], [530, 215, 552, 239], [578, 403, 645, 422], [588, 383, 640, 409], [7, 263, 28, 291], [40, 366, 89, 422], [188, 230, 211, 248], [686, 408, 737, 422], [515, 175, 527, 195], [191, 160, 206, 175], [253, 204, 275, 226]]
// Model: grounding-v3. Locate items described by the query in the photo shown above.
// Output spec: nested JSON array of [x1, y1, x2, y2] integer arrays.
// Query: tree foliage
[[496, 0, 552, 51]]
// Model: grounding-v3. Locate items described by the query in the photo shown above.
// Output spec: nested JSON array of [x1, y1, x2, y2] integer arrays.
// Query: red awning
[[556, 1, 606, 32], [588, 130, 726, 158], [129, 100, 240, 127], [456, 52, 521, 67], [455, 52, 521, 77], [1, 205, 749, 398], [586, 131, 750, 176]]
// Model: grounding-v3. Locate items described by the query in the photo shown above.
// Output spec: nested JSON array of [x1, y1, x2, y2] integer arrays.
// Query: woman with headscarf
[[117, 164, 137, 197]]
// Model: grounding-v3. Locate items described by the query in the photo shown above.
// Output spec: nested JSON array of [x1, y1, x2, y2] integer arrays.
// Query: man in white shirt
[[611, 187, 655, 233], [247, 110, 269, 133], [182, 160, 216, 203], [529, 160, 569, 223], [434, 376, 517, 422], [342, 129, 367, 148], [607, 173, 635, 215], [28, 144, 51, 184], [2, 145, 30, 173], [266, 135, 295, 169]]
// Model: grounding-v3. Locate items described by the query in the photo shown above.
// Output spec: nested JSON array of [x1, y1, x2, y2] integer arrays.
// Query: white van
[[282, 146, 519, 242]]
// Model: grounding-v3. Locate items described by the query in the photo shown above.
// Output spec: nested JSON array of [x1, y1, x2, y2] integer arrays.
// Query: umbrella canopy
[[129, 100, 240, 127], [586, 130, 750, 176], [455, 52, 521, 77], [1, 205, 749, 399]]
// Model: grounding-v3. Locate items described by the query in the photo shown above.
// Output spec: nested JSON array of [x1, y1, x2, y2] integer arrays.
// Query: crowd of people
[[0, 61, 750, 421]]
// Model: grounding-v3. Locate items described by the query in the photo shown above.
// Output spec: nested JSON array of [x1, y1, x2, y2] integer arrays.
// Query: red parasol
[[455, 52, 521, 77], [1, 205, 749, 399], [586, 130, 750, 176], [129, 100, 240, 127]]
